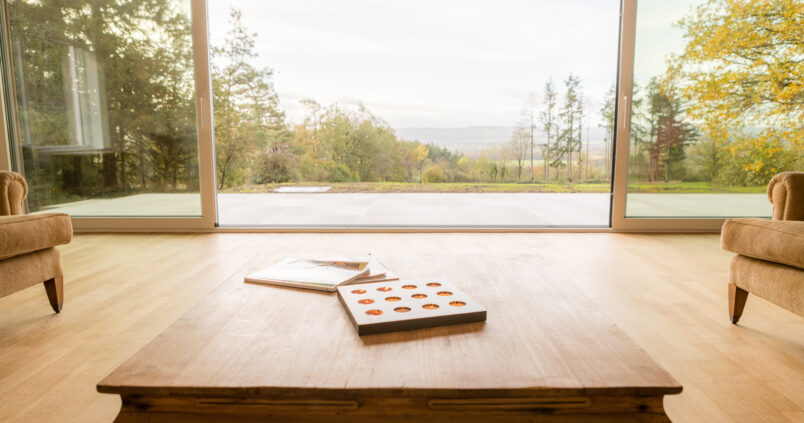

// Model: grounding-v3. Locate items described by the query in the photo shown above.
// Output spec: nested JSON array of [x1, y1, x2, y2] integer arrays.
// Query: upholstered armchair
[[0, 171, 72, 312], [721, 172, 804, 323]]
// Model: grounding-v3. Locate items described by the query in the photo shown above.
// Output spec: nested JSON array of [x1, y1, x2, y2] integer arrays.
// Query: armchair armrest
[[768, 172, 804, 221], [0, 171, 27, 216]]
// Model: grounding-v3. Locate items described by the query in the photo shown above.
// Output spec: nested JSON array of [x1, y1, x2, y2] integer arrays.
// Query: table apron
[[113, 393, 672, 423]]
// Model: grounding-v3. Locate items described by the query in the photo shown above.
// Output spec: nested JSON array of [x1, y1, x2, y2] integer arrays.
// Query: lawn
[[223, 181, 767, 194], [626, 182, 766, 194]]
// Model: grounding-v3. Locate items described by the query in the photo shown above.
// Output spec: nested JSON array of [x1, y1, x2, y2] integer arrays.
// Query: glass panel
[[208, 0, 620, 227], [625, 0, 802, 218], [7, 0, 201, 216]]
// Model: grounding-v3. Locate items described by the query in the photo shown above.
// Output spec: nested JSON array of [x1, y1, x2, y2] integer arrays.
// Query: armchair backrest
[[0, 171, 27, 216], [768, 172, 804, 221]]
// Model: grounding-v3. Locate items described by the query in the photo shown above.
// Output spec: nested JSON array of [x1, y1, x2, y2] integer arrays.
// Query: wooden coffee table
[[98, 258, 681, 422]]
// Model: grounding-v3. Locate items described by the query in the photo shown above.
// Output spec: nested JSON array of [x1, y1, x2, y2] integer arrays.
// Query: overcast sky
[[207, 0, 699, 129]]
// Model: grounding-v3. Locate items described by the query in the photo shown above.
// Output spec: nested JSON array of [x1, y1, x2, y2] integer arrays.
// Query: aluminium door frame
[[0, 0, 217, 231], [610, 0, 725, 232], [1, 0, 730, 232]]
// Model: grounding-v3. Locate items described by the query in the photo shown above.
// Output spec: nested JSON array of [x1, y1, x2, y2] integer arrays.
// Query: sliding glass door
[[206, 0, 620, 228], [0, 0, 215, 228], [614, 0, 802, 228], [2, 0, 799, 231]]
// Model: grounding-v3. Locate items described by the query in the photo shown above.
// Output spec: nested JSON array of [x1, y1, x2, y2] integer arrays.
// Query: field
[[223, 181, 768, 194]]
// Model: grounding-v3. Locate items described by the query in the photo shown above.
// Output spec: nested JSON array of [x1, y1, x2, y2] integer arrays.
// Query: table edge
[[97, 384, 683, 397]]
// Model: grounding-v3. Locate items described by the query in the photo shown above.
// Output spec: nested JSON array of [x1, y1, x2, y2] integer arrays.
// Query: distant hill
[[396, 126, 514, 145], [396, 126, 608, 156]]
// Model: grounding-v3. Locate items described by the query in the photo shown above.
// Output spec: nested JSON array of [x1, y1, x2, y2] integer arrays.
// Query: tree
[[520, 91, 538, 181], [641, 77, 696, 182], [558, 74, 583, 182], [584, 99, 591, 181], [397, 141, 422, 182], [507, 127, 530, 181], [628, 82, 650, 179], [668, 0, 803, 183], [540, 79, 558, 182], [212, 8, 287, 189], [575, 94, 585, 181], [688, 135, 729, 182], [9, 0, 199, 204], [599, 84, 616, 180], [300, 99, 322, 144], [414, 144, 430, 182]]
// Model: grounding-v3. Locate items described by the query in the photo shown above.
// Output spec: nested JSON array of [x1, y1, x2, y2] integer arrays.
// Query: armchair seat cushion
[[0, 213, 73, 260], [721, 218, 804, 270]]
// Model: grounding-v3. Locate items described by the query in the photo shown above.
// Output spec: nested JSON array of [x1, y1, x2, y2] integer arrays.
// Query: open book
[[245, 259, 370, 292], [347, 257, 399, 284]]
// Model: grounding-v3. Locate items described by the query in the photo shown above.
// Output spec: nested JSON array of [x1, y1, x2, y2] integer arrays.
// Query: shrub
[[423, 165, 446, 183], [256, 151, 294, 183], [325, 162, 354, 182]]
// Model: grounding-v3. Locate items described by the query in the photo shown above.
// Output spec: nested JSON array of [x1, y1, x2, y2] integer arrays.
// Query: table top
[[98, 254, 681, 399]]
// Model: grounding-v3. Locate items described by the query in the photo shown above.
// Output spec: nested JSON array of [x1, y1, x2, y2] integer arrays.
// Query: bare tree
[[507, 127, 530, 181], [519, 92, 538, 182]]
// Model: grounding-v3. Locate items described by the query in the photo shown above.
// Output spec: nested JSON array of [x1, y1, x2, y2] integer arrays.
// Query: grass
[[223, 181, 767, 194], [225, 182, 611, 193], [626, 182, 766, 194]]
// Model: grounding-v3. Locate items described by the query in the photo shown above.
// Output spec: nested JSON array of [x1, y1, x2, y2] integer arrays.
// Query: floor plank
[[0, 233, 801, 422]]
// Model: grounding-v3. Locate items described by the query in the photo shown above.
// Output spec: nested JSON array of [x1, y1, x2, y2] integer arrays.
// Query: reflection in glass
[[7, 0, 201, 216], [625, 0, 802, 218]]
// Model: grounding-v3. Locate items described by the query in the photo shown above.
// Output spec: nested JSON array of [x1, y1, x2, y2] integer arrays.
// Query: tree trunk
[[577, 123, 583, 181], [567, 134, 573, 182], [138, 140, 147, 189], [648, 144, 660, 182], [119, 151, 127, 194], [530, 121, 534, 182], [585, 133, 590, 180], [544, 134, 550, 183], [102, 152, 117, 190]]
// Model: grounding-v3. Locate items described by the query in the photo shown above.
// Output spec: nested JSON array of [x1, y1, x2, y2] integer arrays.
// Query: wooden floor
[[0, 233, 802, 422]]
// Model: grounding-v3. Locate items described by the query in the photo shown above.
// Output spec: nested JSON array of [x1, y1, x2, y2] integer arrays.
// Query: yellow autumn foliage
[[666, 0, 803, 182]]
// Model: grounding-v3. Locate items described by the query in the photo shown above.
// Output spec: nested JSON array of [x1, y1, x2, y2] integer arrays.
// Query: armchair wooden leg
[[44, 276, 63, 313], [729, 283, 748, 324]]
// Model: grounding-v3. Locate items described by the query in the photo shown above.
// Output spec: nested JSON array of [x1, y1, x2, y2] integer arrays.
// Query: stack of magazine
[[244, 257, 398, 292]]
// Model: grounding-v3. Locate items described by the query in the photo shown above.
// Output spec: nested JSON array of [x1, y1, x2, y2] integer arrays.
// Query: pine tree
[[599, 84, 616, 180], [212, 8, 287, 189], [540, 79, 558, 182], [558, 74, 582, 182]]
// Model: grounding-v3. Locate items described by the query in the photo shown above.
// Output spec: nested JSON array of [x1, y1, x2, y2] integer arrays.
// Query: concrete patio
[[36, 192, 772, 227]]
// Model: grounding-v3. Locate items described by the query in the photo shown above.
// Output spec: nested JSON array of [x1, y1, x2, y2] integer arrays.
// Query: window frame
[[0, 0, 737, 232], [0, 0, 218, 231], [611, 0, 735, 232]]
